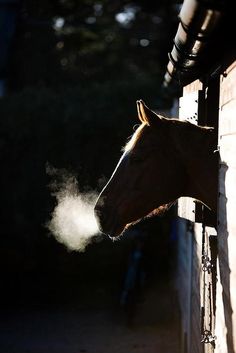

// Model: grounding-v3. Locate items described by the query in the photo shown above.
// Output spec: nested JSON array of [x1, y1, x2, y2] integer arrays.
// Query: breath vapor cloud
[[46, 165, 100, 252]]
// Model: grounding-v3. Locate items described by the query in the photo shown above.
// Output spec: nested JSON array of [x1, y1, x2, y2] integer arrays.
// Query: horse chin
[[108, 222, 138, 239], [107, 219, 141, 238], [110, 214, 151, 238], [107, 223, 127, 238]]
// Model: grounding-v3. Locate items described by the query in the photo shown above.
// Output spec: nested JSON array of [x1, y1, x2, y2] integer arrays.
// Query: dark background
[[0, 0, 180, 309]]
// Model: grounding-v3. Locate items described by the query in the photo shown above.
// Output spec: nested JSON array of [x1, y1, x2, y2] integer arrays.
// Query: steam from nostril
[[46, 165, 101, 252]]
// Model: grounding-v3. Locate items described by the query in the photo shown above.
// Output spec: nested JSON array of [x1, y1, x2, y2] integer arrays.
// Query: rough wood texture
[[178, 88, 199, 222], [215, 61, 236, 353]]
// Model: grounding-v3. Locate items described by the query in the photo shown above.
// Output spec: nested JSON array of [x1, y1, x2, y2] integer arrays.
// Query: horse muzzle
[[94, 201, 125, 237]]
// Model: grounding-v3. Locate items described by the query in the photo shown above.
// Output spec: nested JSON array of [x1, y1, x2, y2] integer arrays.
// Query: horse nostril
[[94, 204, 105, 225], [94, 207, 102, 220], [94, 195, 113, 233], [94, 196, 107, 215]]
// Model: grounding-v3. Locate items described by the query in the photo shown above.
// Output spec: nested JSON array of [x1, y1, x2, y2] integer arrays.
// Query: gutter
[[163, 0, 225, 87]]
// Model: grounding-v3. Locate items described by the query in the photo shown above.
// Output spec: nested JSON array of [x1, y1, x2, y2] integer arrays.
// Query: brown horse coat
[[94, 100, 218, 237]]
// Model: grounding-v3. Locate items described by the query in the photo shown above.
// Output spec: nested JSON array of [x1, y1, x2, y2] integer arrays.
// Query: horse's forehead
[[124, 124, 150, 152], [113, 151, 129, 174]]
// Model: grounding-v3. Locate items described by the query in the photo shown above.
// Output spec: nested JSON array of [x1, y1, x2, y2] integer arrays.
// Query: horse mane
[[122, 117, 214, 154], [122, 123, 145, 153]]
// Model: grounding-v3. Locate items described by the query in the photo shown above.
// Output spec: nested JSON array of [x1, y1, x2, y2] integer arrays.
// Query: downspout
[[163, 0, 223, 87]]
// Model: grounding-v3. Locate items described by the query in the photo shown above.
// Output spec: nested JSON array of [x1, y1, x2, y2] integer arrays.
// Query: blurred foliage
[[0, 0, 180, 282], [10, 0, 180, 88]]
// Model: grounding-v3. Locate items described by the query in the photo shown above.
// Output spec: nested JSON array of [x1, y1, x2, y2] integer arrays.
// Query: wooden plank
[[176, 218, 194, 353], [179, 90, 199, 125], [178, 197, 197, 222], [215, 61, 236, 353], [191, 223, 202, 353], [183, 79, 203, 94], [178, 88, 200, 221], [220, 61, 236, 108]]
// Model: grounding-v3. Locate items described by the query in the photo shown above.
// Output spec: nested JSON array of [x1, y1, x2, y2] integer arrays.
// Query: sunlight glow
[[115, 5, 139, 27], [94, 3, 103, 16], [53, 17, 65, 30], [140, 39, 150, 47], [85, 16, 96, 24]]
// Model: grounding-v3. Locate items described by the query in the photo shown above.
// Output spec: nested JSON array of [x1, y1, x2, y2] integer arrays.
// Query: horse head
[[94, 100, 187, 237]]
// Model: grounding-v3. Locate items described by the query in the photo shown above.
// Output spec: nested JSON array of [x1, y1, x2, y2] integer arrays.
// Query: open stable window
[[178, 78, 219, 228]]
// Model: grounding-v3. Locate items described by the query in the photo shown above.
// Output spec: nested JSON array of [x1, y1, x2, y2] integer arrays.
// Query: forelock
[[122, 123, 146, 153]]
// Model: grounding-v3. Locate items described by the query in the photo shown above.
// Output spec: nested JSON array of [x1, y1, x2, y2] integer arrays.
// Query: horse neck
[[170, 122, 218, 212]]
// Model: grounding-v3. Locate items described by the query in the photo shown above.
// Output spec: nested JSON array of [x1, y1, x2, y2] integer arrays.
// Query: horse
[[94, 100, 218, 237]]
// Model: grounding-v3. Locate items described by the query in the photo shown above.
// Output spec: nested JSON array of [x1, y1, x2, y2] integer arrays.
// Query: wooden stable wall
[[176, 61, 236, 353], [176, 78, 218, 353], [175, 219, 204, 353], [215, 61, 236, 353], [175, 60, 236, 352]]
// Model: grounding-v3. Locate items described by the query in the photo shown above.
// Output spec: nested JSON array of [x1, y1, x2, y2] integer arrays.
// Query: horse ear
[[136, 100, 161, 126]]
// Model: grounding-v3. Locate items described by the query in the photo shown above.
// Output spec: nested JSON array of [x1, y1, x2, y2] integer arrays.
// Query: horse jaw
[[109, 202, 175, 238]]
